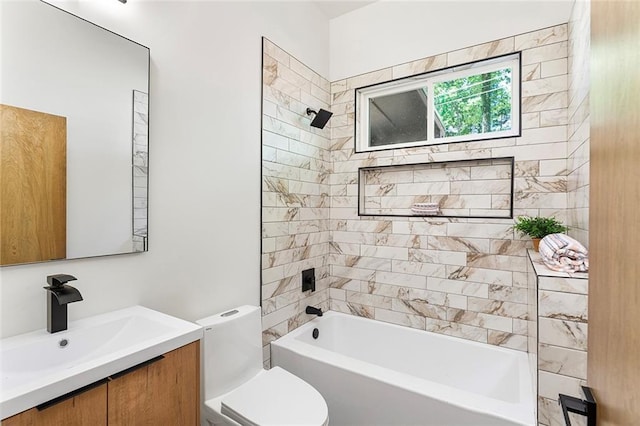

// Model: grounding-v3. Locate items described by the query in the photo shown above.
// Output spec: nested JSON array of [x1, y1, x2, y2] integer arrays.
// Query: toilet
[[197, 305, 329, 426]]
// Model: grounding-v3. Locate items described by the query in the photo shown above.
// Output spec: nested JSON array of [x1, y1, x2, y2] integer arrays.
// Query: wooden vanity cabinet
[[108, 340, 200, 425], [1, 383, 107, 426], [1, 341, 199, 426]]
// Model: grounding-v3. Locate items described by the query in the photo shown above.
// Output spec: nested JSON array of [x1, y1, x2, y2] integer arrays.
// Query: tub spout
[[305, 306, 323, 317]]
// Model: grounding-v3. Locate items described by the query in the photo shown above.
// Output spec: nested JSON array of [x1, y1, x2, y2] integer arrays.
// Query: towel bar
[[558, 385, 596, 426]]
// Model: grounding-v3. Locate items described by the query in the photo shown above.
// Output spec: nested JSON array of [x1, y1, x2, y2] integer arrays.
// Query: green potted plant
[[513, 216, 568, 251]]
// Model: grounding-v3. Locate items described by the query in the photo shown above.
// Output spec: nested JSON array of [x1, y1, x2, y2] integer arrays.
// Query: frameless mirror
[[0, 1, 150, 266]]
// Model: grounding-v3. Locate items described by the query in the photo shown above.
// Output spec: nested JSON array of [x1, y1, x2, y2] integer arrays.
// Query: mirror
[[0, 1, 150, 266]]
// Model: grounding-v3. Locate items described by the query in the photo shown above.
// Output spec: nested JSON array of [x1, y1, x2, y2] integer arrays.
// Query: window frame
[[355, 52, 521, 153]]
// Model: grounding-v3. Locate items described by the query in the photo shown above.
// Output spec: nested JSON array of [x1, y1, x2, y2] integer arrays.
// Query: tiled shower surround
[[261, 38, 332, 365], [262, 21, 588, 375]]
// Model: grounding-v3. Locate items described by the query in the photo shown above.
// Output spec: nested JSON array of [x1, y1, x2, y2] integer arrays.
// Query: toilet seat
[[219, 367, 329, 426]]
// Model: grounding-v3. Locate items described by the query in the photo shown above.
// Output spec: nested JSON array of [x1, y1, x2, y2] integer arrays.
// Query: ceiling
[[311, 1, 377, 19]]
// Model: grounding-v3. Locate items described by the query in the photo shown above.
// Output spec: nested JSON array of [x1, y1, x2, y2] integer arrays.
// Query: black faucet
[[305, 305, 323, 317], [44, 274, 83, 333]]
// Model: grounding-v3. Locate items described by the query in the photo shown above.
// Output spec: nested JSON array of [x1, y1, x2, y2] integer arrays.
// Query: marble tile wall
[[261, 38, 332, 367], [526, 255, 538, 419], [328, 24, 569, 351], [528, 251, 588, 426], [132, 90, 148, 252], [567, 0, 590, 248], [360, 158, 512, 217]]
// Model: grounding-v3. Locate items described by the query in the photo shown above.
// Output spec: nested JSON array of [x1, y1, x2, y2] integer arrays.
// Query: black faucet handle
[[46, 274, 77, 288]]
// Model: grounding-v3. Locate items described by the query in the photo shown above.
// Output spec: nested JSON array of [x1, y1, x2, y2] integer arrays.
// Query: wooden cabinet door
[[1, 383, 107, 426], [589, 0, 640, 424], [107, 341, 200, 426], [0, 104, 67, 265]]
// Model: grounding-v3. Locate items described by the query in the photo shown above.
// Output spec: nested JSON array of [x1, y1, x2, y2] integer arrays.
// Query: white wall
[[0, 0, 329, 338], [329, 0, 574, 81]]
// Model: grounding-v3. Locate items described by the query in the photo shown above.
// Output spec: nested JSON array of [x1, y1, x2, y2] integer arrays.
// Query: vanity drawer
[[1, 383, 107, 426]]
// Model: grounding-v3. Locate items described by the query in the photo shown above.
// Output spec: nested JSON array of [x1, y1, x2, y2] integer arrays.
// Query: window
[[355, 53, 520, 152]]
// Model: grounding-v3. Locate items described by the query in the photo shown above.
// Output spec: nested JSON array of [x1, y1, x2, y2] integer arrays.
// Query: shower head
[[306, 108, 333, 129]]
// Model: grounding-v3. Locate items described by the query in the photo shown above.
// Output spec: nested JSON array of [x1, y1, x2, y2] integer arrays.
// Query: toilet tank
[[197, 305, 264, 400]]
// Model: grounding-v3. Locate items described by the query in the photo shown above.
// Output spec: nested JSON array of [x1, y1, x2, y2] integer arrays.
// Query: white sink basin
[[0, 305, 202, 420]]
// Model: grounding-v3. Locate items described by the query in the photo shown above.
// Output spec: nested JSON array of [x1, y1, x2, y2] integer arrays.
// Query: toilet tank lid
[[196, 305, 260, 328]]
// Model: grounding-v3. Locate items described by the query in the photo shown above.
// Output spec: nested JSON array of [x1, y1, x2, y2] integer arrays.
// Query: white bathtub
[[271, 311, 535, 426]]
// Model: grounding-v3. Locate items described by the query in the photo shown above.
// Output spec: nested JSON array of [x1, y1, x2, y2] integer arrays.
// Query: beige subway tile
[[346, 68, 394, 90], [375, 307, 425, 329], [467, 297, 528, 319], [488, 331, 527, 350], [515, 176, 567, 193], [393, 298, 447, 320], [539, 343, 587, 379], [425, 318, 488, 343], [539, 371, 586, 400], [539, 317, 587, 350], [515, 24, 568, 50], [522, 91, 568, 113], [448, 308, 513, 332], [522, 63, 541, 81], [522, 75, 568, 97], [392, 54, 448, 79], [427, 236, 490, 253], [391, 259, 446, 277], [541, 58, 568, 78], [331, 300, 374, 318], [393, 220, 448, 236], [447, 37, 514, 66], [522, 41, 568, 65], [539, 290, 588, 321], [493, 141, 567, 161], [427, 277, 488, 297], [446, 266, 513, 286], [332, 265, 376, 281], [361, 244, 409, 260], [346, 290, 393, 309], [539, 159, 568, 176], [331, 79, 347, 94], [489, 284, 528, 303], [376, 270, 427, 288]]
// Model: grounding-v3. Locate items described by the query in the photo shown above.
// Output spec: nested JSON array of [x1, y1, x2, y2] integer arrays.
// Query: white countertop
[[0, 305, 202, 420]]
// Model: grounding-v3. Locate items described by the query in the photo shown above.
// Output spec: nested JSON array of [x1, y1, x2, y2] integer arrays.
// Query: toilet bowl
[[197, 306, 329, 426]]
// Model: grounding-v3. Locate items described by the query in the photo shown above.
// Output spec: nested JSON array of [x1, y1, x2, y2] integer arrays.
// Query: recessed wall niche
[[358, 157, 514, 218]]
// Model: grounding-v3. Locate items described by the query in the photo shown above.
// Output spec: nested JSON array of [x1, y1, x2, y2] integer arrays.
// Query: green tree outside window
[[434, 68, 512, 138]]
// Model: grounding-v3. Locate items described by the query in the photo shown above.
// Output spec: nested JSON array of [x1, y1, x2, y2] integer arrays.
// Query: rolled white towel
[[539, 233, 588, 272]]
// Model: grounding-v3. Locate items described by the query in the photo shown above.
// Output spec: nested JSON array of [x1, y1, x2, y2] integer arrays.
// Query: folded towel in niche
[[411, 209, 439, 215], [411, 202, 440, 215], [539, 233, 589, 273], [411, 207, 440, 215]]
